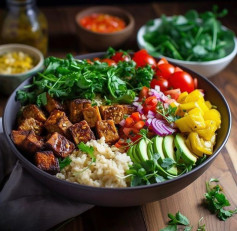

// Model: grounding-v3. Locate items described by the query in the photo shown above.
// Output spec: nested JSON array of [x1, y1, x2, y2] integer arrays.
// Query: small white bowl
[[0, 43, 44, 95], [137, 18, 237, 78]]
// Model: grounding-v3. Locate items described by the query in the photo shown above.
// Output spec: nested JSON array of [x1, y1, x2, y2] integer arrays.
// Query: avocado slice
[[147, 141, 153, 159], [162, 135, 178, 176], [132, 144, 142, 163], [136, 139, 149, 162], [174, 134, 197, 165], [127, 146, 136, 163], [152, 136, 165, 164]]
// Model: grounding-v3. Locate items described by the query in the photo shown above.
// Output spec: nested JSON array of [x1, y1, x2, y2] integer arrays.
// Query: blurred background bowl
[[0, 43, 44, 95], [137, 18, 237, 78], [75, 6, 135, 51]]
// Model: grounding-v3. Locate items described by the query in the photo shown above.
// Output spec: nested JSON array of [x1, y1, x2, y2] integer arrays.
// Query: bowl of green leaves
[[137, 7, 237, 77]]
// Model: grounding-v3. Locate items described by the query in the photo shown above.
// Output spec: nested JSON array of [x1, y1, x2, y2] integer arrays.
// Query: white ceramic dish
[[0, 43, 44, 95], [137, 18, 237, 78]]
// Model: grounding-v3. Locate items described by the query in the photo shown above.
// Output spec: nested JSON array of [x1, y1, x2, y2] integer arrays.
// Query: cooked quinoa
[[56, 137, 132, 187]]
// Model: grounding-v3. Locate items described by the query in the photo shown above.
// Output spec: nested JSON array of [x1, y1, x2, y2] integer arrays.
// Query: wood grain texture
[[0, 2, 237, 231]]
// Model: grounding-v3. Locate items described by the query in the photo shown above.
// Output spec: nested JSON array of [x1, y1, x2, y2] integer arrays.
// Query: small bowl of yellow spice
[[0, 43, 44, 95]]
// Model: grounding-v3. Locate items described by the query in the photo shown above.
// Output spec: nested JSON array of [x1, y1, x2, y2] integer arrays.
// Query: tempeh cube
[[11, 130, 30, 146], [96, 120, 119, 144], [46, 132, 75, 158], [82, 106, 101, 127], [44, 110, 72, 138], [99, 105, 124, 124], [21, 131, 44, 154], [69, 120, 95, 145], [45, 93, 64, 113], [122, 105, 137, 115], [22, 104, 47, 122], [18, 117, 44, 135], [35, 151, 60, 174], [69, 99, 91, 123]]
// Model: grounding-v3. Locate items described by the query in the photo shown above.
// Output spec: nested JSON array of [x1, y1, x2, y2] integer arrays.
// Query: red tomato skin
[[169, 71, 194, 93], [164, 89, 181, 100], [132, 49, 156, 68], [150, 78, 170, 92], [111, 52, 131, 63], [155, 63, 175, 79], [139, 86, 149, 100]]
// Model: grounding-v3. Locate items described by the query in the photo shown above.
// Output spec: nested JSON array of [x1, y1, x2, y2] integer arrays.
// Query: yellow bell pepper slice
[[203, 109, 221, 128], [197, 120, 217, 141], [184, 89, 204, 103], [177, 91, 188, 104], [205, 101, 212, 109], [188, 132, 213, 156]]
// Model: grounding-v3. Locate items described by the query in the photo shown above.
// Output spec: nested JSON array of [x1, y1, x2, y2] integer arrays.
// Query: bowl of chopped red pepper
[[75, 6, 135, 51]]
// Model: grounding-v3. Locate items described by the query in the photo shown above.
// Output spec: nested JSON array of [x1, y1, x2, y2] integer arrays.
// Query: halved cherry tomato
[[132, 49, 156, 68], [194, 78, 198, 89], [131, 112, 141, 122], [164, 89, 181, 100], [150, 78, 169, 92], [174, 66, 183, 73], [133, 121, 145, 130], [169, 71, 194, 93], [155, 63, 175, 79], [125, 117, 135, 127], [100, 58, 116, 66], [143, 96, 158, 113], [157, 57, 168, 66], [111, 52, 131, 63], [139, 86, 149, 100]]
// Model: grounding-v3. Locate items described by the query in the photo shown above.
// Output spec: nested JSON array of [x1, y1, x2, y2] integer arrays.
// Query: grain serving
[[56, 137, 132, 187]]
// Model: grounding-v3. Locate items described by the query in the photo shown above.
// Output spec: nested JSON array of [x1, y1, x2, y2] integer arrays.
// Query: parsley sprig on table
[[204, 178, 237, 221], [16, 51, 154, 106]]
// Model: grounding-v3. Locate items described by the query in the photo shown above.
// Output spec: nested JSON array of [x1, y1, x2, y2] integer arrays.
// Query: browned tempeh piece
[[99, 105, 124, 124], [46, 132, 75, 158], [82, 106, 101, 127], [35, 151, 60, 174], [96, 120, 119, 144], [18, 117, 44, 135], [45, 93, 64, 113], [122, 105, 137, 115], [22, 104, 47, 122], [69, 99, 91, 123], [69, 120, 95, 145], [11, 130, 30, 146], [44, 110, 72, 138], [21, 131, 44, 154]]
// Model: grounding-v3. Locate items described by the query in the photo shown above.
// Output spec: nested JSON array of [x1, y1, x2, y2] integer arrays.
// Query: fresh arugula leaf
[[78, 142, 96, 162], [59, 156, 72, 170], [204, 178, 237, 220]]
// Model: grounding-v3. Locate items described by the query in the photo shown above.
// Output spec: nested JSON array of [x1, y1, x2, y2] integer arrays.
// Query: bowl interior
[[2, 52, 232, 206]]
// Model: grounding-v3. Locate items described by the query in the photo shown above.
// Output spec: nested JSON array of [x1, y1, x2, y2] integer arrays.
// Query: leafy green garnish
[[157, 103, 180, 123], [36, 92, 47, 107], [78, 142, 96, 162], [160, 212, 206, 231], [143, 6, 235, 61], [59, 156, 72, 170], [16, 49, 154, 106], [204, 178, 237, 220]]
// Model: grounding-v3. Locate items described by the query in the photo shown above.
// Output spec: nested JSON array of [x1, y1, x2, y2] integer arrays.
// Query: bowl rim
[[75, 6, 135, 36], [137, 17, 237, 65], [0, 43, 44, 77], [3, 52, 232, 193]]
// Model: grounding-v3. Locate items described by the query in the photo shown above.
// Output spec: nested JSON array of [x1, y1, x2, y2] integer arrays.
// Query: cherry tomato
[[157, 57, 168, 66], [100, 58, 116, 66], [132, 49, 156, 68], [139, 86, 149, 100], [150, 78, 170, 92], [111, 52, 131, 63], [194, 78, 198, 89], [174, 66, 183, 72], [169, 71, 194, 93], [155, 63, 175, 79], [164, 89, 181, 100], [133, 121, 145, 130]]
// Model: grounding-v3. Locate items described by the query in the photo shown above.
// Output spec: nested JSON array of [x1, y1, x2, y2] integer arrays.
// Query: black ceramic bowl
[[3, 52, 232, 207]]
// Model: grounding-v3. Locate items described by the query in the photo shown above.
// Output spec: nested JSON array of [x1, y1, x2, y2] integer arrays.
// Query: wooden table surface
[[0, 2, 237, 231]]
